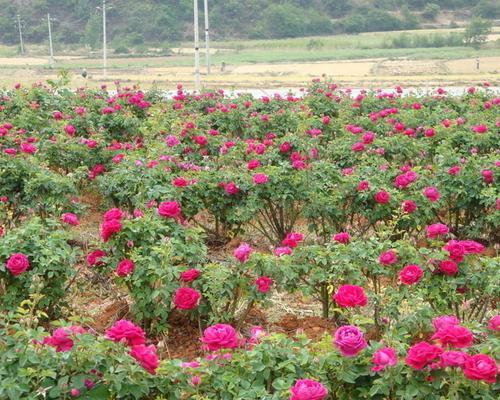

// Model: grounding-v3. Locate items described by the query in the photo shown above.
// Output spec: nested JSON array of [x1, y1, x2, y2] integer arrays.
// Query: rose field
[[0, 79, 499, 399]]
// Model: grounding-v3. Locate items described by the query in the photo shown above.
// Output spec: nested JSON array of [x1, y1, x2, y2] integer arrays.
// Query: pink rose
[[405, 341, 443, 370], [105, 320, 146, 346], [402, 200, 417, 213], [43, 326, 85, 352], [459, 240, 485, 254], [234, 243, 252, 263], [487, 315, 500, 331], [438, 260, 458, 276], [116, 259, 135, 277], [130, 344, 159, 374], [172, 177, 189, 187], [201, 324, 239, 351], [333, 325, 367, 357], [61, 213, 80, 226], [64, 124, 76, 136], [100, 219, 122, 242], [463, 354, 498, 383], [174, 287, 201, 310], [372, 347, 398, 372], [289, 379, 328, 400], [426, 223, 449, 239], [180, 268, 201, 282], [440, 351, 468, 368], [443, 240, 465, 262], [5, 253, 30, 276], [252, 173, 269, 185], [103, 208, 124, 221], [255, 276, 273, 293], [274, 246, 293, 256], [224, 182, 240, 195], [432, 315, 460, 331], [333, 285, 368, 308], [481, 169, 494, 184], [86, 249, 106, 266], [332, 232, 350, 244], [399, 264, 424, 285], [158, 201, 181, 219], [379, 250, 398, 266], [247, 159, 261, 170], [374, 190, 391, 204], [431, 325, 473, 349], [282, 232, 304, 248], [423, 186, 440, 202]]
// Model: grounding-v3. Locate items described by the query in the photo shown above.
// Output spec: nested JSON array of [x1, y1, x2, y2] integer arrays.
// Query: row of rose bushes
[[1, 301, 498, 400], [0, 82, 498, 242]]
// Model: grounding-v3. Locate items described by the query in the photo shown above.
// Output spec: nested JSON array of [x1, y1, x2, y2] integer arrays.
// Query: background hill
[[0, 0, 498, 51]]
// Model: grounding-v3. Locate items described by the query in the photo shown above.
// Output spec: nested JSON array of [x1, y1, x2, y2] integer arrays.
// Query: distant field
[[0, 27, 499, 89]]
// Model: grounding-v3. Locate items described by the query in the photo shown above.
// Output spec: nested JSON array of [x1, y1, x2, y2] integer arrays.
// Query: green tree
[[464, 17, 493, 48]]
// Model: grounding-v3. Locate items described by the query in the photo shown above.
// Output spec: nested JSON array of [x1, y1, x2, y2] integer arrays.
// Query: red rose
[[130, 344, 159, 374], [100, 219, 122, 242], [379, 250, 398, 266], [463, 354, 498, 383], [438, 260, 458, 276], [402, 200, 417, 213], [399, 264, 424, 285], [5, 253, 30, 276], [105, 320, 145, 346], [255, 276, 273, 293], [333, 285, 368, 308], [158, 201, 181, 219], [115, 259, 135, 277], [86, 249, 106, 266], [431, 325, 473, 349], [180, 268, 201, 282], [405, 341, 443, 370], [374, 190, 391, 204], [174, 287, 201, 310]]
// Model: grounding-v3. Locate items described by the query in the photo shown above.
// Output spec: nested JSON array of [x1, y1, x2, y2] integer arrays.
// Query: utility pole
[[203, 0, 210, 74], [102, 0, 107, 79], [47, 13, 54, 67], [193, 0, 200, 91], [17, 14, 24, 55]]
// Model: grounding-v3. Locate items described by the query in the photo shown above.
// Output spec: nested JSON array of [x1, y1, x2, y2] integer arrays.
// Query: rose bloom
[[234, 243, 252, 263], [130, 344, 159, 374], [487, 315, 500, 331], [372, 347, 398, 372], [443, 240, 465, 262], [333, 285, 368, 308], [61, 213, 80, 226], [374, 190, 391, 204], [333, 325, 367, 357], [448, 165, 461, 175], [247, 159, 261, 170], [399, 264, 424, 285], [180, 268, 201, 282], [431, 325, 473, 349], [274, 246, 293, 256], [289, 379, 328, 400], [481, 169, 494, 184], [357, 180, 370, 191], [405, 341, 443, 370], [5, 253, 30, 276], [440, 351, 469, 368], [224, 182, 240, 195], [174, 287, 201, 310], [86, 249, 106, 266], [64, 124, 76, 136], [43, 326, 85, 352], [463, 354, 498, 383], [426, 223, 449, 239], [282, 232, 304, 248], [459, 240, 485, 254], [158, 201, 181, 219], [402, 200, 417, 213], [432, 315, 460, 331], [172, 177, 189, 187], [116, 259, 135, 277], [255, 276, 273, 293], [379, 250, 398, 266], [333, 232, 350, 244], [105, 320, 146, 346], [201, 324, 239, 351], [438, 259, 458, 276], [252, 173, 269, 185], [423, 186, 440, 202], [100, 219, 122, 242]]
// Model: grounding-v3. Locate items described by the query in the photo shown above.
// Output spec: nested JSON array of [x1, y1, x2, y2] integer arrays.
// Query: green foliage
[[464, 17, 493, 48]]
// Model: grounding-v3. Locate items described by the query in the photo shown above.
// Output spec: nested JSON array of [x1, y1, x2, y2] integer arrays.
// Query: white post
[[194, 0, 201, 91], [102, 0, 107, 79], [203, 0, 210, 74], [47, 13, 54, 67], [17, 14, 24, 55]]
